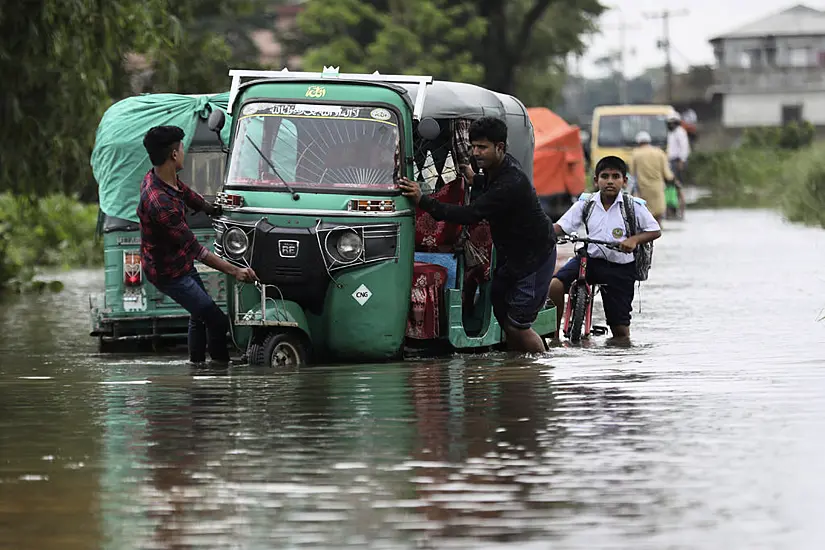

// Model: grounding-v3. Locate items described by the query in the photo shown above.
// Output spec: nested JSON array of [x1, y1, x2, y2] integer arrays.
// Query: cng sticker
[[370, 108, 391, 121], [352, 284, 372, 306]]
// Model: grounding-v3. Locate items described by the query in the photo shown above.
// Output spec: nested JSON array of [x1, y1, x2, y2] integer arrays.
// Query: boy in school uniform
[[548, 156, 662, 344]]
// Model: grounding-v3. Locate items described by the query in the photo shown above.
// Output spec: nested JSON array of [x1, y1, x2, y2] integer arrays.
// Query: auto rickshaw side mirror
[[417, 117, 441, 141], [208, 109, 225, 133], [207, 109, 229, 154]]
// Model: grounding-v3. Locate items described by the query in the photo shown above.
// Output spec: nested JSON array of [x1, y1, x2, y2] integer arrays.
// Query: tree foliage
[[0, 0, 272, 198], [293, 0, 605, 104], [295, 0, 485, 84], [0, 0, 163, 197], [144, 0, 274, 94]]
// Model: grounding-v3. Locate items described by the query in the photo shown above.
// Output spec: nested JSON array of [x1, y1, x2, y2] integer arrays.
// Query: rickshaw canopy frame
[[227, 68, 434, 120]]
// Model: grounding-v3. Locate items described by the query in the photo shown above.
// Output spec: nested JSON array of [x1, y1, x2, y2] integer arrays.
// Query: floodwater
[[1, 209, 824, 550]]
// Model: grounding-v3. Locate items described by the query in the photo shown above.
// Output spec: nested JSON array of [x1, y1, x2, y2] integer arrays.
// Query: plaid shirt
[[137, 169, 208, 285]]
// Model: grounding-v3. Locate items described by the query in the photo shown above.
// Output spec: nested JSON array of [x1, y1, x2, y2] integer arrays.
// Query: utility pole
[[644, 8, 689, 104], [602, 14, 639, 104]]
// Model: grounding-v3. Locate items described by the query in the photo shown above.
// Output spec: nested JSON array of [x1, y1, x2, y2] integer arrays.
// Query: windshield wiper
[[246, 138, 300, 201]]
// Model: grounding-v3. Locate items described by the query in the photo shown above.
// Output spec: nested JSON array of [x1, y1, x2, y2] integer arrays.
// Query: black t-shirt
[[418, 153, 555, 277]]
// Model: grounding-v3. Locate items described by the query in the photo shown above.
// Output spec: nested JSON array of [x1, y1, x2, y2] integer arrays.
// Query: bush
[[0, 223, 19, 287], [780, 143, 825, 228], [690, 141, 825, 228], [689, 148, 789, 207], [0, 194, 102, 293], [742, 121, 815, 150]]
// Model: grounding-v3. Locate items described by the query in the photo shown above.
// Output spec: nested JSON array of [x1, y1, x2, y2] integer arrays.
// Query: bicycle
[[556, 233, 624, 343]]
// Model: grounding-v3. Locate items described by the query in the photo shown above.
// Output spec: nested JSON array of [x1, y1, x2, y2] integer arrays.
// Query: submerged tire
[[247, 340, 265, 366], [569, 285, 589, 343], [258, 331, 308, 368]]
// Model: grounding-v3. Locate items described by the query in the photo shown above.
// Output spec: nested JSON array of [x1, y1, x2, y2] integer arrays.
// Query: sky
[[577, 0, 821, 79]]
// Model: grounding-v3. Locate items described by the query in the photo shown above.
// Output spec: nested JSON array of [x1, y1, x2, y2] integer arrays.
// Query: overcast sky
[[577, 0, 817, 78]]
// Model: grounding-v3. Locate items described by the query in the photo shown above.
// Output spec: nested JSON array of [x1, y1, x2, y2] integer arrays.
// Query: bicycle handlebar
[[557, 235, 624, 250]]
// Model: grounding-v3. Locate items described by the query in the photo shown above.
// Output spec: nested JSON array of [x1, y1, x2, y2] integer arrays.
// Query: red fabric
[[463, 220, 494, 285], [407, 262, 448, 340], [415, 178, 465, 252]]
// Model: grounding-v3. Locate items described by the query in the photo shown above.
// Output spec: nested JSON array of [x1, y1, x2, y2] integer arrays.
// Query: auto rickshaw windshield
[[227, 102, 401, 191]]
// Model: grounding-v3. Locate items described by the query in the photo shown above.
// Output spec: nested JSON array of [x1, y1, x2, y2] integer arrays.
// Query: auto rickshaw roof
[[399, 81, 535, 181], [399, 80, 507, 120]]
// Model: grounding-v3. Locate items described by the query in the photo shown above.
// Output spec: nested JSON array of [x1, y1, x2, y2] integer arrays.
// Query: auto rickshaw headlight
[[336, 231, 363, 261], [223, 227, 248, 258]]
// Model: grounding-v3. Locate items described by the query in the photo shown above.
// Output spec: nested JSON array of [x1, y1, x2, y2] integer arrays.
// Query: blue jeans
[[155, 268, 230, 362]]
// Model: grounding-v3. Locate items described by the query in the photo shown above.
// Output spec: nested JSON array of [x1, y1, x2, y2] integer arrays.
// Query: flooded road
[[2, 209, 825, 549]]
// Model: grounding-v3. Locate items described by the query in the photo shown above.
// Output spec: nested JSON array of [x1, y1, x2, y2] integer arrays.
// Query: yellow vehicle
[[590, 104, 674, 168]]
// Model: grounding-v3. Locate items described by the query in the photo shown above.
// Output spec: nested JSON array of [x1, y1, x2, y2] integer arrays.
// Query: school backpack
[[581, 193, 654, 282]]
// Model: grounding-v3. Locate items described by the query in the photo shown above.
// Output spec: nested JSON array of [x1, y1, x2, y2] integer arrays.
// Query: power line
[[644, 8, 690, 103]]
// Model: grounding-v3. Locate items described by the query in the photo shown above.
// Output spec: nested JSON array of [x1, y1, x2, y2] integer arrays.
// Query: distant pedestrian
[[666, 112, 690, 217], [629, 131, 673, 224]]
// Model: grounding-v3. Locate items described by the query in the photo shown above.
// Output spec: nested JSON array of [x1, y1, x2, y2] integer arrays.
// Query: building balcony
[[712, 66, 825, 94]]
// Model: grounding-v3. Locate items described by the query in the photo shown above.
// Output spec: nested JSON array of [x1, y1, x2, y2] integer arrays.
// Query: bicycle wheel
[[569, 285, 589, 343]]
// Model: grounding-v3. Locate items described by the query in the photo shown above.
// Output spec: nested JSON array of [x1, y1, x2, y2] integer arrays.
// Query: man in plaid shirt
[[138, 126, 258, 366]]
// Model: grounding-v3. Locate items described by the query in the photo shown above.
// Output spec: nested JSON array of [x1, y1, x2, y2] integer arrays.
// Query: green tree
[[0, 0, 167, 196], [471, 0, 604, 99], [145, 0, 276, 94], [293, 0, 605, 103], [295, 0, 485, 84], [0, 0, 274, 198]]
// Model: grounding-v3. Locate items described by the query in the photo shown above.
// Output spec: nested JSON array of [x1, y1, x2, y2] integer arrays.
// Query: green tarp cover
[[91, 92, 231, 222]]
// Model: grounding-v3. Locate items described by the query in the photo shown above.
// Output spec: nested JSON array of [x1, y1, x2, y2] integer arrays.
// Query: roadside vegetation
[[0, 195, 102, 293], [691, 121, 825, 228]]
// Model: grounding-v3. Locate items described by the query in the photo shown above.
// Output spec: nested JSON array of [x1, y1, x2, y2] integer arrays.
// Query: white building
[[709, 4, 825, 127]]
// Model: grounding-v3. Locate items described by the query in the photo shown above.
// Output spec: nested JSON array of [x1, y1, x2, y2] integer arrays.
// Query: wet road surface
[[1, 209, 824, 549]]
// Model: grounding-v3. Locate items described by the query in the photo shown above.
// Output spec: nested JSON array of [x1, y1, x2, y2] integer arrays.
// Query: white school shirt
[[667, 125, 690, 162], [556, 191, 661, 264]]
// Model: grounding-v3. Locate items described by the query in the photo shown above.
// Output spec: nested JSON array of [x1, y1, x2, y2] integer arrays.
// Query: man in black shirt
[[398, 117, 556, 353]]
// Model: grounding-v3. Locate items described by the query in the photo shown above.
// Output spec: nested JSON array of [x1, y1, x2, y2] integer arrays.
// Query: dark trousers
[[155, 268, 230, 362]]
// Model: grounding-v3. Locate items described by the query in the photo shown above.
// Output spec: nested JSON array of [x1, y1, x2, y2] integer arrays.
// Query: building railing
[[713, 66, 825, 93]]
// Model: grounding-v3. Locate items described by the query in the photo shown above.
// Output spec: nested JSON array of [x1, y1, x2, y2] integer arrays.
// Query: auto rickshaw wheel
[[256, 331, 308, 368]]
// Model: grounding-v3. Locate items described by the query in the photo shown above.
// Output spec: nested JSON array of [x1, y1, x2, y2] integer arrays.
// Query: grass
[[690, 143, 825, 229]]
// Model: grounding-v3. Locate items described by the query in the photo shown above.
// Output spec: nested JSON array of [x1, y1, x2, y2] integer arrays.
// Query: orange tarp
[[527, 107, 585, 198]]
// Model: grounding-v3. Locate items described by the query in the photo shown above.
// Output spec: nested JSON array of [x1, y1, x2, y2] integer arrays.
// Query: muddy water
[[1, 209, 824, 549]]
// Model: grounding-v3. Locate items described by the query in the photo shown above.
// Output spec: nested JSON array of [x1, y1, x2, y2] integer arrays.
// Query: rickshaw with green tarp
[[205, 67, 557, 367], [88, 92, 234, 351]]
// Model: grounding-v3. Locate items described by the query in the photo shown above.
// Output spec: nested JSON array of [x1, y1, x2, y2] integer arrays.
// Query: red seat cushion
[[415, 178, 465, 252]]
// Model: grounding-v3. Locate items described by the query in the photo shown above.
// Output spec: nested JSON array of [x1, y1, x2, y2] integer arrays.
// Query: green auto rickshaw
[[205, 68, 556, 366], [89, 93, 232, 351]]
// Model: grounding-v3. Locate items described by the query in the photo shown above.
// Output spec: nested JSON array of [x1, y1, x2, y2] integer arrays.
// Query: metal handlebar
[[557, 235, 624, 251]]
